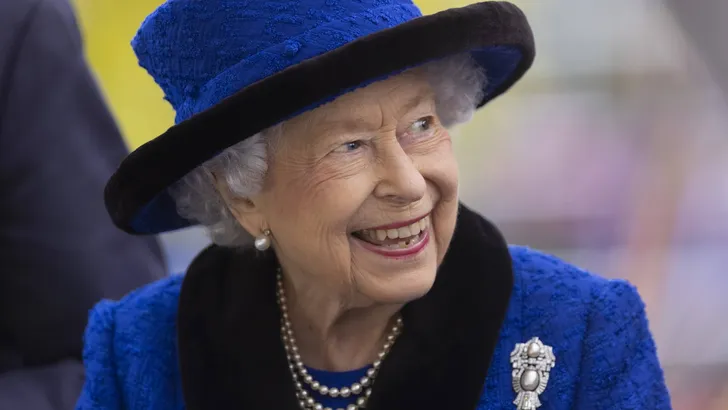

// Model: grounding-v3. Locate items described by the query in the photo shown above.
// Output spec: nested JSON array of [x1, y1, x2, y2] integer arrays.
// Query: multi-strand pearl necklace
[[276, 272, 403, 410]]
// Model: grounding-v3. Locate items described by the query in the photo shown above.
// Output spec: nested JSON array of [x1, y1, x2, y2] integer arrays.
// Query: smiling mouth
[[352, 216, 430, 249]]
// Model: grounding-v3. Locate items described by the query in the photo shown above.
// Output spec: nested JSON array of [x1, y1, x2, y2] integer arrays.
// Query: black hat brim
[[106, 1, 535, 234]]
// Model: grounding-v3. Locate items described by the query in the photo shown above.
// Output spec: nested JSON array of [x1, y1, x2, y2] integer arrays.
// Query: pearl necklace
[[276, 273, 403, 410]]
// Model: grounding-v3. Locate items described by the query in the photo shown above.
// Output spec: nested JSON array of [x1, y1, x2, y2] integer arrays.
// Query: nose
[[373, 141, 426, 204]]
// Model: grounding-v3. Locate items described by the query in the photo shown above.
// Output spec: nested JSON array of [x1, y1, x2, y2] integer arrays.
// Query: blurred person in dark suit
[[0, 0, 167, 409]]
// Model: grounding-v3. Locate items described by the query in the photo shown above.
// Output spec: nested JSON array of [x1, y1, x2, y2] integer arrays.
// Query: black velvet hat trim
[[177, 203, 514, 410], [106, 1, 535, 234]]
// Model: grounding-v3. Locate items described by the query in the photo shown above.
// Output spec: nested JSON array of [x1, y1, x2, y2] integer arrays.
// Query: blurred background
[[71, 0, 728, 408]]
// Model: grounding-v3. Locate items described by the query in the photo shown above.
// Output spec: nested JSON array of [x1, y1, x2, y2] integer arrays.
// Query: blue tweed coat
[[76, 206, 671, 409]]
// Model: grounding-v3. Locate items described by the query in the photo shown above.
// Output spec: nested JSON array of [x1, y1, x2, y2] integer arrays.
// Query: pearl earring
[[254, 229, 272, 251]]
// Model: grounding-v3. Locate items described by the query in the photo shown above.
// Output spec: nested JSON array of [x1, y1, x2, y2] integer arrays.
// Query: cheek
[[417, 141, 459, 263], [432, 156, 459, 202], [267, 152, 369, 221], [431, 182, 458, 265], [263, 183, 356, 283], [263, 160, 376, 270], [418, 139, 459, 203], [286, 162, 375, 229]]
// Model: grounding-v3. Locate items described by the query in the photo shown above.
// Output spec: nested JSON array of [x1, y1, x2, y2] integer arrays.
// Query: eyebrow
[[397, 92, 433, 117], [325, 116, 380, 133], [320, 91, 434, 133]]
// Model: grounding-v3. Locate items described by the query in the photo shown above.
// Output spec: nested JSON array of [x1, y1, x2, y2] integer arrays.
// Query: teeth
[[361, 216, 429, 241], [375, 229, 387, 241], [397, 226, 411, 238]]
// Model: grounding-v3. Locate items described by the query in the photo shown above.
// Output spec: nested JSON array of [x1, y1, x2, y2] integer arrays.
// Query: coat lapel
[[177, 203, 514, 410]]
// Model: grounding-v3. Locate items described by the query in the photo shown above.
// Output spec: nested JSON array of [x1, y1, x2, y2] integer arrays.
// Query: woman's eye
[[408, 117, 434, 134], [334, 140, 363, 153]]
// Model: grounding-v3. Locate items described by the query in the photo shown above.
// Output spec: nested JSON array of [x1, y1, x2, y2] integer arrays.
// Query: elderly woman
[[77, 1, 671, 409]]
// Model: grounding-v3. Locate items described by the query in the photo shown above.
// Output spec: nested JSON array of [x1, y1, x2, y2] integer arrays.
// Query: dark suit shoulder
[[0, 0, 42, 29], [0, 0, 79, 52]]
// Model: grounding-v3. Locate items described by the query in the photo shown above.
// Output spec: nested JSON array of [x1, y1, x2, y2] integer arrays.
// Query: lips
[[352, 215, 430, 249]]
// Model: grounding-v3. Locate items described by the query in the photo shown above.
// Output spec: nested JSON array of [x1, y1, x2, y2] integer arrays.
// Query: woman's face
[[232, 70, 459, 306]]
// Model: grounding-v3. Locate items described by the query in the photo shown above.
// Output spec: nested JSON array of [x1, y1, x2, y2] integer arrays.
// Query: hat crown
[[132, 0, 422, 122]]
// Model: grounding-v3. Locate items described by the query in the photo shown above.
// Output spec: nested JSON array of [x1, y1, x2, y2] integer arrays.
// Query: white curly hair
[[170, 53, 487, 247]]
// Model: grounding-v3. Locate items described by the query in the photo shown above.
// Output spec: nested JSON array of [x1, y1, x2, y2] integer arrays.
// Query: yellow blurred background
[[70, 1, 728, 408]]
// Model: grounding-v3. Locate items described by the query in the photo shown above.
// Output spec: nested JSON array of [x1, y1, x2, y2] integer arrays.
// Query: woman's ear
[[213, 175, 267, 236]]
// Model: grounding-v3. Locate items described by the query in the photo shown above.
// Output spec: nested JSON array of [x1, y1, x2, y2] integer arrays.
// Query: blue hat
[[106, 0, 535, 234]]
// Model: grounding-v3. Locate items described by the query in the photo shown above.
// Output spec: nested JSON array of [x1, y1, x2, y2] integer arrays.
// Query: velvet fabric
[[75, 205, 672, 409], [104, 0, 535, 235]]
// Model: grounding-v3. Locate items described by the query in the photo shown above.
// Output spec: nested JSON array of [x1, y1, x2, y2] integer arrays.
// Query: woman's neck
[[280, 275, 402, 372]]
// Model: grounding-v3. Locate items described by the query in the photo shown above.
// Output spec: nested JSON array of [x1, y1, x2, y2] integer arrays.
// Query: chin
[[347, 217, 444, 304], [356, 264, 438, 305]]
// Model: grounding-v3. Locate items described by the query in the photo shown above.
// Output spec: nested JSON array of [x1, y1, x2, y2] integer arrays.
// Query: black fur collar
[[177, 203, 513, 409]]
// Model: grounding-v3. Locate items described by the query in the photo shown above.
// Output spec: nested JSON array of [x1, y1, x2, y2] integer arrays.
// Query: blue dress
[[75, 205, 672, 409]]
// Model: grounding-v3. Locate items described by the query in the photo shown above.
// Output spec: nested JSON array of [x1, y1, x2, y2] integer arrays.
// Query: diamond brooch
[[510, 337, 555, 410]]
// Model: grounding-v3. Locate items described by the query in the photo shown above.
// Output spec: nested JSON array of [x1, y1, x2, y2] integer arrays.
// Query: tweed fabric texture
[[133, 0, 422, 123], [478, 248, 671, 409]]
